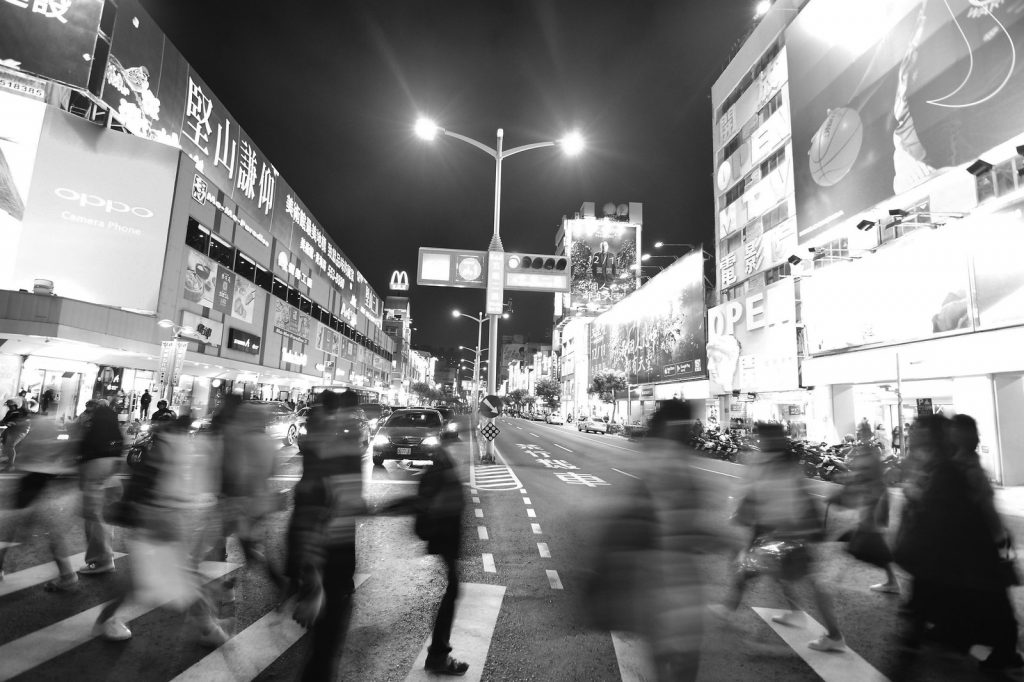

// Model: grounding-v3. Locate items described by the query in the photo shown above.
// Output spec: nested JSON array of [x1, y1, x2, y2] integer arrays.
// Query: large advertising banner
[[787, 0, 1024, 244], [0, 92, 46, 281], [589, 250, 706, 385], [11, 106, 178, 313], [101, 0, 188, 148], [565, 218, 639, 316], [0, 0, 104, 90], [183, 249, 216, 308], [802, 229, 973, 353], [316, 323, 341, 356], [707, 278, 799, 395], [273, 299, 310, 343], [968, 210, 1024, 331]]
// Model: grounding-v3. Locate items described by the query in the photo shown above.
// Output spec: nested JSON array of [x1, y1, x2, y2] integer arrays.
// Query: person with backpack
[[379, 441, 469, 675], [76, 398, 124, 576], [1, 397, 31, 471], [285, 389, 367, 681]]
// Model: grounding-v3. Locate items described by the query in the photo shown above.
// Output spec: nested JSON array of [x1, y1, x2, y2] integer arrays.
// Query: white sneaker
[[808, 634, 846, 652], [771, 610, 806, 627], [870, 582, 901, 594], [95, 619, 132, 641]]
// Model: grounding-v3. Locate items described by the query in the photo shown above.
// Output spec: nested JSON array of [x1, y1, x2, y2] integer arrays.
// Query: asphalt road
[[1, 417, 1023, 681]]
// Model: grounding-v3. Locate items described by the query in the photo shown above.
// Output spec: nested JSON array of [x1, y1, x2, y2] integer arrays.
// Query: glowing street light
[[755, 0, 771, 17]]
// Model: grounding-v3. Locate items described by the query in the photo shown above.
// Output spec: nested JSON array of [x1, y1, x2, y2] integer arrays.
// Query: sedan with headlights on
[[371, 408, 446, 466]]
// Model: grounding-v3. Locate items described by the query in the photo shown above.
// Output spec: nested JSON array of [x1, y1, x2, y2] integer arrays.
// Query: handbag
[[997, 536, 1021, 587], [846, 528, 892, 568], [739, 535, 811, 581]]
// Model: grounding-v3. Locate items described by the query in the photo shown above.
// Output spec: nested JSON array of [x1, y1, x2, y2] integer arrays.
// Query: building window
[[272, 277, 288, 301], [760, 146, 786, 177], [757, 91, 782, 125], [298, 295, 312, 315], [762, 201, 789, 232], [287, 287, 301, 309], [995, 160, 1017, 197], [722, 179, 746, 209], [185, 217, 210, 253], [209, 234, 234, 268], [234, 252, 256, 281], [311, 302, 323, 320], [722, 134, 741, 159], [765, 262, 791, 285], [255, 265, 272, 292]]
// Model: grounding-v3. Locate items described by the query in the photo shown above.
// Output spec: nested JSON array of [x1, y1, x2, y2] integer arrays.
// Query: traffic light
[[503, 253, 570, 292]]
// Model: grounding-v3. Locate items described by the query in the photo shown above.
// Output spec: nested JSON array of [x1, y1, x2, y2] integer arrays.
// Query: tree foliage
[[588, 370, 628, 420], [534, 378, 561, 410], [506, 388, 531, 410], [409, 381, 444, 404]]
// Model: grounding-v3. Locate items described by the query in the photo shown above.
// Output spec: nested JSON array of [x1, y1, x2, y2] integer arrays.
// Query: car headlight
[[299, 425, 307, 435], [190, 419, 203, 429], [139, 423, 151, 433], [57, 433, 69, 441], [445, 422, 458, 431], [372, 433, 390, 447], [421, 436, 440, 447]]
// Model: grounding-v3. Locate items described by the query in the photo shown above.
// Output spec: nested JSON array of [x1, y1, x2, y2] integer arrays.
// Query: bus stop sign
[[479, 395, 503, 419]]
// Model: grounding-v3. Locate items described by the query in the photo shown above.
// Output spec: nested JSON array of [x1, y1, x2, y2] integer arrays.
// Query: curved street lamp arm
[[501, 140, 557, 159], [441, 129, 498, 159]]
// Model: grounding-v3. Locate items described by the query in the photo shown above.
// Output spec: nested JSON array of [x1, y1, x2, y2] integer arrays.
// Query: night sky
[[139, 0, 755, 349]]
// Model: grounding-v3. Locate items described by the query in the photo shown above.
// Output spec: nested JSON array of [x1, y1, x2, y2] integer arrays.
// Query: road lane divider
[[545, 569, 563, 590], [477, 527, 488, 540], [554, 443, 572, 452], [471, 496, 480, 503], [611, 631, 657, 682], [474, 509, 484, 518], [404, 583, 505, 682], [523, 497, 532, 505], [172, 573, 370, 682], [482, 554, 496, 573], [526, 509, 536, 518], [611, 468, 640, 480], [531, 523, 542, 534], [537, 543, 550, 558]]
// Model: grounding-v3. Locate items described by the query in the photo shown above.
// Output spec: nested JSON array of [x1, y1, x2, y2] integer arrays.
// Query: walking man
[[77, 399, 123, 575], [139, 389, 152, 419]]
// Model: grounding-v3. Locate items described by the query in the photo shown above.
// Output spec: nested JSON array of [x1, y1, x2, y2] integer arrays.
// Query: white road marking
[[520, 488, 527, 494], [523, 497, 532, 505], [172, 573, 370, 682], [404, 583, 505, 682], [537, 543, 551, 558], [0, 541, 19, 550], [612, 631, 657, 682], [752, 607, 890, 682], [470, 488, 477, 495], [515, 426, 522, 430], [546, 569, 563, 590], [0, 551, 127, 599], [474, 508, 484, 518], [0, 561, 238, 681], [477, 526, 488, 540], [529, 432, 539, 437], [527, 508, 537, 518], [482, 553, 496, 573], [554, 443, 572, 452], [531, 523, 542, 534], [611, 468, 640, 480], [472, 496, 480, 504], [692, 465, 741, 479]]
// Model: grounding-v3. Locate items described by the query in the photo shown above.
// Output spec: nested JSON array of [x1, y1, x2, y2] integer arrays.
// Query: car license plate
[[398, 447, 412, 455]]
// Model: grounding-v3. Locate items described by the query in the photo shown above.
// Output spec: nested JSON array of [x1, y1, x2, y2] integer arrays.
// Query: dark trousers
[[428, 550, 460, 660], [302, 543, 355, 682], [141, 404, 150, 419]]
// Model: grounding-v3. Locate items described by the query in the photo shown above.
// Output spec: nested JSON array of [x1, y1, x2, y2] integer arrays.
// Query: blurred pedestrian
[[1, 397, 31, 471], [713, 423, 845, 652], [40, 388, 54, 415], [857, 417, 872, 443], [139, 389, 152, 419], [286, 390, 368, 681], [874, 423, 891, 454], [94, 414, 225, 644], [76, 399, 123, 576], [0, 471, 78, 589], [838, 442, 899, 594], [152, 399, 175, 421]]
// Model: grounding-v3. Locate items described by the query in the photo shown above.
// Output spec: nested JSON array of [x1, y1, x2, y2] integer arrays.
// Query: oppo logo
[[54, 188, 155, 218]]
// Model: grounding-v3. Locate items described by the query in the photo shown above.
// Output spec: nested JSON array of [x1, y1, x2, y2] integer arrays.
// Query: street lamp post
[[420, 119, 582, 461], [453, 308, 505, 408]]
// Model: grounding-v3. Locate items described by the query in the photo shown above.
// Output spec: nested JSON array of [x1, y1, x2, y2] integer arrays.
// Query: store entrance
[[20, 368, 82, 426]]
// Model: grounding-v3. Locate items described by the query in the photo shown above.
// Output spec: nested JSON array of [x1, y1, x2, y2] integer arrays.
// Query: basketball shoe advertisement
[[787, 0, 1024, 244]]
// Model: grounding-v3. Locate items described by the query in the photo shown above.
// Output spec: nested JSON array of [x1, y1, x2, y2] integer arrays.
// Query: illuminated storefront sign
[[389, 270, 410, 291], [228, 328, 261, 355], [191, 173, 269, 248], [282, 348, 307, 366], [0, 0, 104, 91], [707, 277, 798, 394], [276, 250, 313, 290], [181, 311, 223, 348], [284, 193, 354, 291]]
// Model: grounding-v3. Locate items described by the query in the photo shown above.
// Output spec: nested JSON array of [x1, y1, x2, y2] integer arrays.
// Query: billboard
[[973, 213, 1024, 331], [272, 299, 310, 343], [787, 0, 1024, 243], [0, 0, 105, 90], [565, 217, 639, 316], [589, 250, 706, 385], [8, 105, 178, 313], [707, 278, 799, 395], [0, 92, 46, 280]]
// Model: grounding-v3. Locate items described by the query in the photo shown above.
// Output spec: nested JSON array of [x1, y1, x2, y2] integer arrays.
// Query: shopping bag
[[739, 536, 811, 581], [846, 528, 892, 568]]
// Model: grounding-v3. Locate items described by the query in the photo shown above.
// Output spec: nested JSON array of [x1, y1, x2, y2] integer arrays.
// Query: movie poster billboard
[[565, 217, 639, 316], [707, 278, 799, 395], [589, 250, 705, 385], [101, 0, 188, 148], [11, 106, 178, 313], [316, 323, 341, 356], [787, 0, 1024, 244], [0, 0, 105, 90]]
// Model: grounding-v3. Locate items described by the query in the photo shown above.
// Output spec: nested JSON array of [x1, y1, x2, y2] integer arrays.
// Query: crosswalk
[[470, 463, 523, 491]]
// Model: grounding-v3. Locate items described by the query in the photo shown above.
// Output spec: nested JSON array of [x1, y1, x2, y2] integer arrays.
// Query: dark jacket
[[415, 447, 465, 556], [139, 392, 152, 408], [1, 407, 30, 439], [78, 404, 123, 461]]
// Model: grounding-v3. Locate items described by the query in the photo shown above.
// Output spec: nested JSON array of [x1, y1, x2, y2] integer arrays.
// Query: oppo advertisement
[[2, 98, 178, 313], [787, 0, 1024, 243], [0, 0, 104, 90], [589, 250, 706, 385], [802, 213, 1024, 353], [565, 218, 639, 316], [707, 278, 799, 395]]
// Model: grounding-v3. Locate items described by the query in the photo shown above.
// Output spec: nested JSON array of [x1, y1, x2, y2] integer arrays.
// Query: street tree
[[506, 388, 530, 413], [588, 370, 628, 422], [534, 378, 561, 411]]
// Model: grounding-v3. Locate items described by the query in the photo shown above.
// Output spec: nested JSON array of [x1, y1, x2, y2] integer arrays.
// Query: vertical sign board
[[170, 340, 189, 386], [486, 251, 505, 315], [158, 340, 175, 385]]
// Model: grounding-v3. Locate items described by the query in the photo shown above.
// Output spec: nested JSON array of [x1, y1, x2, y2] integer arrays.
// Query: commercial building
[[711, 0, 1024, 482], [0, 0, 393, 422]]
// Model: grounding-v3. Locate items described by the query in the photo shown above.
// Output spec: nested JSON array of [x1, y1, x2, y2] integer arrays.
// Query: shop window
[[272, 277, 288, 301], [234, 252, 256, 281], [764, 262, 791, 285], [311, 302, 323, 320], [287, 287, 301, 308], [185, 217, 210, 253], [995, 160, 1017, 197], [298, 294, 312, 315], [255, 265, 272, 292], [209, 235, 234, 268], [976, 169, 996, 204]]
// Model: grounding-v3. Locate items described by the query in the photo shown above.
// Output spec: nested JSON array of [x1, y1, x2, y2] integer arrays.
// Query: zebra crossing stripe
[[0, 551, 127, 599], [470, 465, 522, 491], [0, 561, 239, 682], [172, 573, 371, 682]]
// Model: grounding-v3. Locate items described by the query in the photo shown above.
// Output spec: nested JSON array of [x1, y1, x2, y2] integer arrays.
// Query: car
[[191, 399, 301, 446], [545, 413, 564, 425], [577, 417, 608, 434], [371, 408, 447, 466], [434, 406, 460, 440]]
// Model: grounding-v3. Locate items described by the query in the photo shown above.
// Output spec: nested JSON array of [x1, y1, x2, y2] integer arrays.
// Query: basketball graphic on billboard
[[809, 107, 863, 187]]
